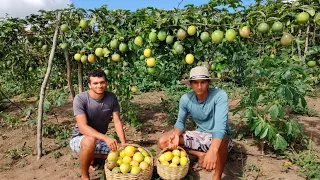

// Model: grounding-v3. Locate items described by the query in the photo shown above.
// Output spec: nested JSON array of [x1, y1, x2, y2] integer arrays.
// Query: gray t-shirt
[[71, 91, 120, 138]]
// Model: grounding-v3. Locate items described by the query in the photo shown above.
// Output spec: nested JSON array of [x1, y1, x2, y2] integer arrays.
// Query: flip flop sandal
[[90, 158, 103, 171], [192, 162, 203, 172]]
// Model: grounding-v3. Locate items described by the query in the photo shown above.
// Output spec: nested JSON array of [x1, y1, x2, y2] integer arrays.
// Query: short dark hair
[[87, 69, 107, 84]]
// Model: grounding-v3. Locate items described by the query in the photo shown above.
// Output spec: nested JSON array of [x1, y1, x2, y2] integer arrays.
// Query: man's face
[[88, 76, 107, 94], [190, 79, 209, 96]]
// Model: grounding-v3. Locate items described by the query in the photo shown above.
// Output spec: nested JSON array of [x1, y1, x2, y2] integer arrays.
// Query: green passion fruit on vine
[[270, 54, 276, 59], [280, 33, 293, 47], [112, 53, 121, 62], [315, 13, 320, 26], [134, 36, 143, 46], [307, 60, 317, 67], [42, 45, 48, 51], [174, 44, 184, 54], [147, 67, 156, 75], [297, 12, 310, 24], [177, 29, 187, 40], [211, 30, 224, 44], [37, 42, 43, 47], [187, 25, 197, 36], [225, 29, 236, 43], [87, 42, 93, 47], [257, 22, 269, 33], [272, 21, 283, 32], [60, 24, 68, 32], [110, 39, 119, 49], [149, 32, 157, 42], [79, 19, 88, 28], [60, 43, 68, 49], [74, 53, 81, 61], [200, 32, 210, 42], [239, 26, 250, 38], [173, 41, 180, 49], [95, 48, 103, 57], [103, 48, 110, 56], [166, 35, 174, 44], [157, 31, 167, 41], [119, 43, 128, 53], [81, 55, 88, 63]]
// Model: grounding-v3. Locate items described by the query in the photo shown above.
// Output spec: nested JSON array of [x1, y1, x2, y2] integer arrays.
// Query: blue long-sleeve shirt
[[174, 88, 232, 139]]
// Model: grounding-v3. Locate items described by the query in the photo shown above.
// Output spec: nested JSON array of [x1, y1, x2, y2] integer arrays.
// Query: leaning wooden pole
[[78, 61, 84, 93], [37, 12, 61, 160], [64, 50, 75, 99]]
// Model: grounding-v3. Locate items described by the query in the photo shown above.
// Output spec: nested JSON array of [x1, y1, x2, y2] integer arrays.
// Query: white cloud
[[0, 0, 72, 18]]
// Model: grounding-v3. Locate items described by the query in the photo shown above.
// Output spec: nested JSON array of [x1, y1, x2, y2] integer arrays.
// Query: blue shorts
[[69, 135, 110, 154]]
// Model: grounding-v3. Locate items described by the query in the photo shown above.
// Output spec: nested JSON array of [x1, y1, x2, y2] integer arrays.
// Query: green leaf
[[43, 99, 51, 112], [247, 11, 266, 18], [240, 109, 248, 118], [286, 121, 293, 135], [267, 17, 280, 22], [263, 103, 272, 115], [254, 121, 263, 136], [247, 108, 253, 119], [260, 125, 269, 139], [300, 97, 307, 108], [283, 70, 291, 80], [267, 126, 276, 141], [299, 5, 315, 16], [277, 104, 285, 118], [270, 104, 279, 120], [89, 15, 97, 26], [251, 119, 260, 131], [284, 87, 293, 101], [274, 134, 288, 151], [250, 88, 261, 102]]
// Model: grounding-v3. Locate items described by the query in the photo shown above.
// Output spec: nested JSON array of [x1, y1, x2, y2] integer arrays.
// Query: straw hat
[[180, 66, 218, 85]]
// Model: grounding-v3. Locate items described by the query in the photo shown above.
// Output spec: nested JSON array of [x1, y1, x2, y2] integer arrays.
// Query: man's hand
[[168, 133, 179, 149], [201, 150, 217, 171], [104, 136, 118, 152]]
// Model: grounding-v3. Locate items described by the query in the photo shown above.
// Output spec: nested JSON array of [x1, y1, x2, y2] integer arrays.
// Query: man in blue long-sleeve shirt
[[158, 66, 232, 180]]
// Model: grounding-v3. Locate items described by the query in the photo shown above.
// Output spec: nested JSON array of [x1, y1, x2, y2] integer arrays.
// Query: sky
[[0, 0, 254, 18]]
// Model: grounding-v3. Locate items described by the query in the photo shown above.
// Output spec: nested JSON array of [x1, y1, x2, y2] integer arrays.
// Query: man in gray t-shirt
[[69, 69, 126, 180]]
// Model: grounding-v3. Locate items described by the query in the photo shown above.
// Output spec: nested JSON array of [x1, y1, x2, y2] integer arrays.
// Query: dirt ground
[[0, 91, 319, 180]]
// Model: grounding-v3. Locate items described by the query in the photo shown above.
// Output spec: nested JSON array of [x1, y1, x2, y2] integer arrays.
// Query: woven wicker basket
[[104, 144, 154, 180], [156, 146, 190, 180]]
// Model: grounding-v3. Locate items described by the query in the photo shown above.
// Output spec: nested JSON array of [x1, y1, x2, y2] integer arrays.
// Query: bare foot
[[89, 164, 97, 171], [89, 158, 99, 171], [192, 152, 206, 171], [198, 152, 206, 166]]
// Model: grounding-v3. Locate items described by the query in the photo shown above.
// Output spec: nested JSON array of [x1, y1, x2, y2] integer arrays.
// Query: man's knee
[[81, 136, 97, 149]]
